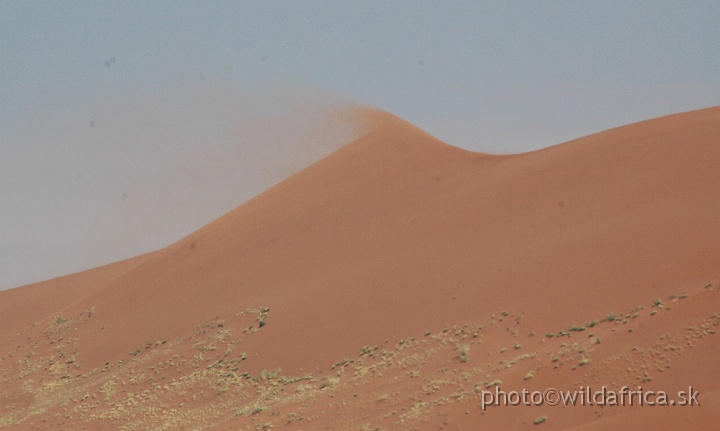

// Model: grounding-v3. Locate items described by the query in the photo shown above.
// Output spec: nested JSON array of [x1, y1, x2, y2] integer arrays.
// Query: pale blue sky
[[1, 1, 718, 289]]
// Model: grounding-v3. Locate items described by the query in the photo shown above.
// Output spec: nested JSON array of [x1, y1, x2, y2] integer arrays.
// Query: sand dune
[[1, 106, 719, 430]]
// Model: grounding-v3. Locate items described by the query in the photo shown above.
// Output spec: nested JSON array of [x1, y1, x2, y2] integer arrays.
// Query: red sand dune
[[1, 106, 719, 430]]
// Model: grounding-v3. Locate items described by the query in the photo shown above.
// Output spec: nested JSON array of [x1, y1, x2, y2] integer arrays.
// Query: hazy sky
[[1, 1, 719, 289]]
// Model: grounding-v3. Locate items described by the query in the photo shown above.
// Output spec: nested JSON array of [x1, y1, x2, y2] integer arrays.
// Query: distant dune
[[1, 107, 719, 430]]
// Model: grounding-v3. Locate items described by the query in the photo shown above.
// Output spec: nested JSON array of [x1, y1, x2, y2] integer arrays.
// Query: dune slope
[[1, 107, 719, 430]]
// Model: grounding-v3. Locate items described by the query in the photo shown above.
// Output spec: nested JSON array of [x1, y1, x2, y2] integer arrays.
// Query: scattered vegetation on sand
[[1, 282, 718, 429], [457, 344, 471, 363], [534, 416, 548, 425]]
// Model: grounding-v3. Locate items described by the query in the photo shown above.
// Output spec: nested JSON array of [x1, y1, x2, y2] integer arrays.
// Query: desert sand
[[1, 106, 719, 430]]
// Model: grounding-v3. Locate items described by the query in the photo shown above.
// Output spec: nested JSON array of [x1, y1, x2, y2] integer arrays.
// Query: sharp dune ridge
[[1, 106, 719, 430]]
